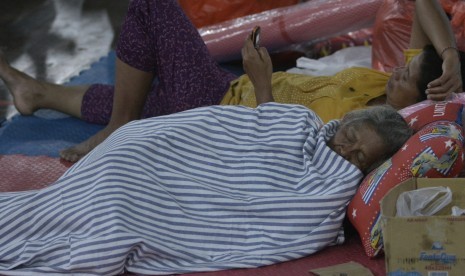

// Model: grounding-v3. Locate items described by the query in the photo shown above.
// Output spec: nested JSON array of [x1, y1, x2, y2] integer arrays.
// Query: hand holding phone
[[251, 26, 261, 49]]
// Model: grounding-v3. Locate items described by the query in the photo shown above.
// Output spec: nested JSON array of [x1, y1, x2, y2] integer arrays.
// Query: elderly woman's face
[[385, 53, 424, 110], [329, 122, 387, 173]]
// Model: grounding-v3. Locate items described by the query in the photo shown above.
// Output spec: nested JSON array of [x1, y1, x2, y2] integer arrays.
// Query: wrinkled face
[[385, 53, 424, 110], [329, 122, 387, 173]]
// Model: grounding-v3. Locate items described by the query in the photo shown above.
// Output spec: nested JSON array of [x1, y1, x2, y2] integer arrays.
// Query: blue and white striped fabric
[[0, 103, 363, 275]]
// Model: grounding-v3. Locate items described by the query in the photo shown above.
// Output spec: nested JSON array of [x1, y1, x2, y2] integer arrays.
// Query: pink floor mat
[[0, 155, 71, 192]]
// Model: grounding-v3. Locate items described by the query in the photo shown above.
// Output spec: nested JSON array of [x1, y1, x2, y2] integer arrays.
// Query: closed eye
[[357, 151, 366, 166]]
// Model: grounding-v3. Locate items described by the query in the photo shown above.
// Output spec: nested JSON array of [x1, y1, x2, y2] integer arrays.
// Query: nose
[[392, 66, 405, 80]]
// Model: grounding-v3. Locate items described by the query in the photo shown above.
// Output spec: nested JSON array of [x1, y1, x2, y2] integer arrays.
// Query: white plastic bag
[[396, 186, 452, 217], [452, 206, 465, 216], [286, 46, 372, 76]]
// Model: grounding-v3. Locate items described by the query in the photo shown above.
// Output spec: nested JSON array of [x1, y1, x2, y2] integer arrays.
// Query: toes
[[60, 148, 81, 163]]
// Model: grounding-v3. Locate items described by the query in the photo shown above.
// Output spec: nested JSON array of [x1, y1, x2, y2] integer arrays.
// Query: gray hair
[[342, 105, 413, 174]]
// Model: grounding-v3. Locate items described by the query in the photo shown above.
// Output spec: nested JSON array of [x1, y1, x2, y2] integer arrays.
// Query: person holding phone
[[0, 0, 463, 162]]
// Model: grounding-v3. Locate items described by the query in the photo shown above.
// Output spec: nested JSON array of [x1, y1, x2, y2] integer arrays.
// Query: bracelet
[[440, 46, 458, 59]]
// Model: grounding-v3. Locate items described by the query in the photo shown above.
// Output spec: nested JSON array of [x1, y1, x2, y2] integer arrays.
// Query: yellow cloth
[[220, 68, 389, 123], [220, 48, 422, 123], [404, 48, 422, 64]]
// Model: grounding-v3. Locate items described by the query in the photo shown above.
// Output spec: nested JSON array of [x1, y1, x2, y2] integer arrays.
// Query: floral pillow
[[347, 102, 465, 257]]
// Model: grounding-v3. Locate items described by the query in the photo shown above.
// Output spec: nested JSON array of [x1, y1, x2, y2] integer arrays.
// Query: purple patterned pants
[[81, 0, 237, 124]]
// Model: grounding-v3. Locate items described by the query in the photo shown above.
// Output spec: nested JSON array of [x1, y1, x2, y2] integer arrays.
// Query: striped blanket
[[0, 103, 362, 275]]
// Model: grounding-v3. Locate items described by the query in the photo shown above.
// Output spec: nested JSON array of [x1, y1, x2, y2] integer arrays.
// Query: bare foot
[[60, 124, 120, 162], [0, 50, 45, 115]]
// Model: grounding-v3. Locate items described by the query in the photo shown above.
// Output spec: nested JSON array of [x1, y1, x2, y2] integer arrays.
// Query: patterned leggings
[[81, 0, 237, 124]]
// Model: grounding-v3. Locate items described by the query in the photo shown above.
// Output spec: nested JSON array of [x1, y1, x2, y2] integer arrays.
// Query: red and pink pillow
[[347, 102, 465, 257]]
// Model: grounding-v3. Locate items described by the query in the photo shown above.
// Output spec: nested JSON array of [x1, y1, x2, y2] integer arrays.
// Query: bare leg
[[0, 50, 88, 118], [59, 57, 154, 162]]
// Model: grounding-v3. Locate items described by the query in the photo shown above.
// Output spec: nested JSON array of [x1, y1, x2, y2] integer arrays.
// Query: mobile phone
[[251, 26, 261, 49]]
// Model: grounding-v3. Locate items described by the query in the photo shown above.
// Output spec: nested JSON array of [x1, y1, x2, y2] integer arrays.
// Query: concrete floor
[[0, 0, 129, 120]]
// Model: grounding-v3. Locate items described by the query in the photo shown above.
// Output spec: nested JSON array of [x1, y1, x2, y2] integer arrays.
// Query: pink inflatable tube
[[200, 0, 383, 62], [399, 93, 465, 118]]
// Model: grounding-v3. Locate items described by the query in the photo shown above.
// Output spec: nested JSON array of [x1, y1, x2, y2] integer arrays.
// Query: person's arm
[[410, 0, 462, 99], [241, 35, 274, 105]]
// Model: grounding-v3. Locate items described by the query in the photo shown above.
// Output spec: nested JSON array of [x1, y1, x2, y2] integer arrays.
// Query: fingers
[[242, 37, 252, 56], [426, 56, 464, 101], [426, 77, 442, 89], [243, 38, 269, 61], [426, 83, 456, 100], [426, 72, 463, 100], [257, 47, 269, 59], [426, 90, 449, 101], [427, 79, 452, 94]]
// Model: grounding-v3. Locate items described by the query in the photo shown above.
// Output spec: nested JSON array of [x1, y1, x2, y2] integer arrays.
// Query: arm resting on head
[[411, 0, 462, 99]]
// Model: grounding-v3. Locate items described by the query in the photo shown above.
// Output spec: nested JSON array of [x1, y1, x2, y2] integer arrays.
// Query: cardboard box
[[380, 178, 465, 276]]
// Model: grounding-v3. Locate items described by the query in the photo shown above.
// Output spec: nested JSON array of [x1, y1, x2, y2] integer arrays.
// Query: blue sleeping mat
[[0, 52, 117, 157], [0, 51, 244, 157]]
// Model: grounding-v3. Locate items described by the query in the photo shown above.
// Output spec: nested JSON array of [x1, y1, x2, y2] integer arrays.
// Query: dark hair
[[342, 105, 413, 174], [416, 44, 465, 101]]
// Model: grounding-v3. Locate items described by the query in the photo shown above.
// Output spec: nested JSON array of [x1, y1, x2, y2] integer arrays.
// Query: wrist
[[440, 46, 459, 60], [253, 79, 272, 91], [254, 84, 274, 104]]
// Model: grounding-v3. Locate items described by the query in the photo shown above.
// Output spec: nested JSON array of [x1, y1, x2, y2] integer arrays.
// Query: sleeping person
[[0, 28, 412, 274], [0, 0, 461, 163]]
